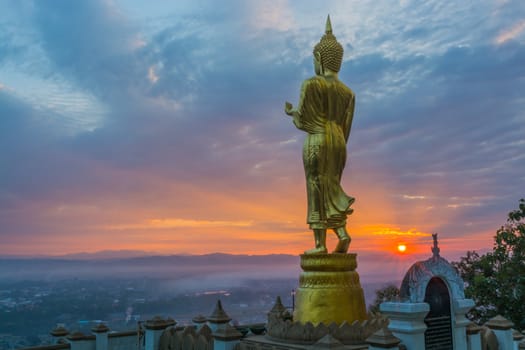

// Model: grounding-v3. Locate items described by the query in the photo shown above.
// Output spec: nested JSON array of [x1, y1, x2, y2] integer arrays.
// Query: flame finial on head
[[325, 14, 333, 34]]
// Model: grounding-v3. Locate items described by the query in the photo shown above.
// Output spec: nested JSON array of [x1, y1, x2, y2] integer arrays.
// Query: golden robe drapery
[[292, 75, 355, 229]]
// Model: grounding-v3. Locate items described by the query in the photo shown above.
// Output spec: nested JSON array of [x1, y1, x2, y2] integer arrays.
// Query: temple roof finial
[[432, 233, 440, 257]]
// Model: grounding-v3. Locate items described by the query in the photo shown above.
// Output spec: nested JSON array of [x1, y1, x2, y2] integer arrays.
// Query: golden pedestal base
[[293, 253, 367, 325]]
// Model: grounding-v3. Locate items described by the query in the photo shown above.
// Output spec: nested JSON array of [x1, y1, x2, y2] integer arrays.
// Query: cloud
[[147, 65, 160, 84], [0, 0, 524, 257], [105, 218, 254, 230], [247, 0, 295, 32], [402, 195, 427, 200], [31, 0, 135, 83], [495, 20, 525, 45], [362, 225, 431, 238]]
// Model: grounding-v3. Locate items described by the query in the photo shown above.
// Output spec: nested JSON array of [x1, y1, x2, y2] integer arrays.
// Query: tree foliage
[[453, 199, 525, 329], [369, 284, 400, 313]]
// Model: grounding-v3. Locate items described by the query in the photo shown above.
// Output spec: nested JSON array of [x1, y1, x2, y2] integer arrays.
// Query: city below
[[0, 253, 396, 350]]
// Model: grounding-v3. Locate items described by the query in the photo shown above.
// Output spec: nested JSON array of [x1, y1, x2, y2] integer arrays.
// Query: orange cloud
[[104, 218, 254, 230], [360, 225, 431, 237], [495, 20, 525, 45]]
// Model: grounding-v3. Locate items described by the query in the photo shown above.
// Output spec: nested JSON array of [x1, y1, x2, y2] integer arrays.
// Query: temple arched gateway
[[422, 276, 453, 349], [380, 234, 475, 350]]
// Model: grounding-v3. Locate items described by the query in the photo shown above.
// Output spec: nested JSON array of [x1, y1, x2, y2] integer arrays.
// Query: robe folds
[[292, 75, 355, 229]]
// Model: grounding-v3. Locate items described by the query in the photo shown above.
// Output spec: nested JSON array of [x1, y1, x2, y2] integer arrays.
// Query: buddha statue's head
[[313, 15, 344, 75]]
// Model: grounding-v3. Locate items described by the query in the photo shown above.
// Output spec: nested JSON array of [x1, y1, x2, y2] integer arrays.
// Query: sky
[[0, 0, 524, 267]]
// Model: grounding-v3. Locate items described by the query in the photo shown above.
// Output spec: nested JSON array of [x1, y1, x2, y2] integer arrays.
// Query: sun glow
[[397, 244, 407, 253]]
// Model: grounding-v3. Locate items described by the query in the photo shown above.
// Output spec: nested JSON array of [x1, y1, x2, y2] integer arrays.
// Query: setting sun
[[397, 244, 407, 253]]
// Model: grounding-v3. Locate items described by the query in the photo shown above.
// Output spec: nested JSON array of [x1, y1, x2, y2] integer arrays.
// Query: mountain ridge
[[0, 250, 298, 261]]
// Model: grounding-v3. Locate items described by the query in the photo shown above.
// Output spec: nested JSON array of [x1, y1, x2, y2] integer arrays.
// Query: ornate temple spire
[[269, 296, 286, 314], [207, 299, 231, 324]]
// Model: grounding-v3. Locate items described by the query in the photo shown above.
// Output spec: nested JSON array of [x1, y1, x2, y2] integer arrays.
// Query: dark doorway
[[424, 277, 453, 350]]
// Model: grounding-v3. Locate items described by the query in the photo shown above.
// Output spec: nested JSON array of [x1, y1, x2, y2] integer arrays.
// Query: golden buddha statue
[[285, 15, 355, 255]]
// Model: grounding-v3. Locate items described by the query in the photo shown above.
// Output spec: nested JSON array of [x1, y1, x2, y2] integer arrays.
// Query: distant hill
[[0, 253, 300, 281], [54, 249, 160, 260], [0, 249, 169, 260], [0, 250, 409, 285], [0, 252, 400, 308]]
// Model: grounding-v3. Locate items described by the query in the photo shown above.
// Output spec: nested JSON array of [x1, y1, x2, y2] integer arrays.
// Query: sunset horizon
[[1, 1, 524, 269]]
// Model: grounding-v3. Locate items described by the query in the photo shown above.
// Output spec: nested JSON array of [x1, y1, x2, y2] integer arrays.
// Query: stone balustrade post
[[513, 330, 524, 350], [50, 324, 69, 344], [453, 298, 475, 350], [192, 315, 207, 331], [466, 323, 482, 350], [67, 332, 95, 350], [92, 323, 109, 350], [143, 316, 176, 350], [212, 324, 243, 350], [486, 315, 514, 350], [380, 302, 429, 350]]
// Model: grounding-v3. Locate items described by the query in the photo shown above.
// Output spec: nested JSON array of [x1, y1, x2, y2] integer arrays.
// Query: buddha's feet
[[304, 247, 328, 255], [333, 237, 350, 254]]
